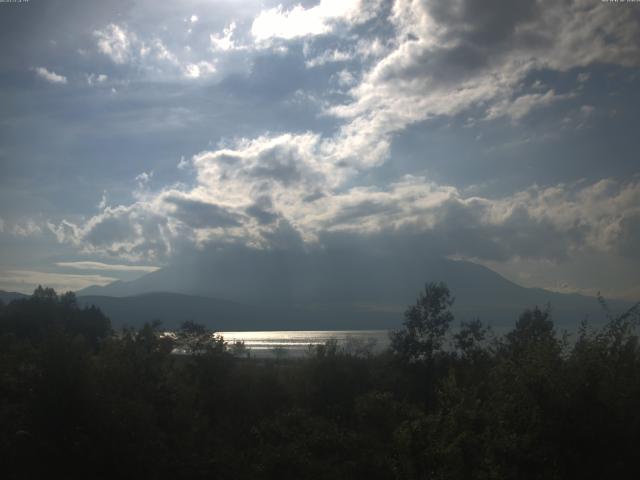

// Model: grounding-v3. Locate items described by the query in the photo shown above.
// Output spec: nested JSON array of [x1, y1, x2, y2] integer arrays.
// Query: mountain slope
[[78, 250, 633, 329], [77, 292, 407, 330], [78, 293, 267, 330], [0, 290, 28, 304]]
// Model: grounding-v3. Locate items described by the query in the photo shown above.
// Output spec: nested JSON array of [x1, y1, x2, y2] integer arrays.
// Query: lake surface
[[218, 330, 391, 358]]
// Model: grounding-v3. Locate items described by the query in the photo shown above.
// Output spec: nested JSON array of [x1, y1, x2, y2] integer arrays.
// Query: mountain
[[0, 290, 28, 304], [78, 293, 267, 330], [77, 292, 405, 331], [78, 250, 634, 330]]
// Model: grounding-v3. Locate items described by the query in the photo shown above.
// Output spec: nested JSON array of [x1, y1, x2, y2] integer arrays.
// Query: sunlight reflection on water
[[218, 330, 391, 358]]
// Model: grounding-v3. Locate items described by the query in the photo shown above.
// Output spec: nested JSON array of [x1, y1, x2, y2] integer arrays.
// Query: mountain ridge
[[76, 252, 632, 330]]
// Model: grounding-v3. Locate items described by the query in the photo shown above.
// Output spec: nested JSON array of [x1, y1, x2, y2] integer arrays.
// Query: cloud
[[245, 203, 279, 226], [94, 24, 133, 64], [94, 23, 216, 80], [31, 1, 640, 298], [305, 48, 353, 68], [177, 156, 189, 170], [183, 61, 216, 79], [48, 204, 173, 262], [135, 171, 153, 188], [86, 73, 108, 85], [577, 72, 590, 83], [251, 0, 371, 41], [486, 89, 570, 122], [163, 193, 243, 229], [55, 261, 159, 272], [210, 22, 241, 52], [49, 130, 640, 266], [145, 38, 179, 65], [325, 0, 640, 164], [98, 191, 108, 210], [33, 67, 67, 84], [0, 270, 117, 294], [10, 219, 42, 237]]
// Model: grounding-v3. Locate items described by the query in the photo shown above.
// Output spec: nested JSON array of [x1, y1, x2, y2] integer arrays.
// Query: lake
[[218, 330, 391, 358]]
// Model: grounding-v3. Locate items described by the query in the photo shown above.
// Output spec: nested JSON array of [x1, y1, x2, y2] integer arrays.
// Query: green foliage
[[0, 286, 111, 349], [1, 284, 640, 479], [390, 281, 454, 363]]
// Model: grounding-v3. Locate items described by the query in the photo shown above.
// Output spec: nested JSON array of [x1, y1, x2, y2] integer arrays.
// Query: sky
[[0, 0, 639, 299]]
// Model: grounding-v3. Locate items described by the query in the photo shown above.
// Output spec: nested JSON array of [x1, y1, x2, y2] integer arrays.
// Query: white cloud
[[334, 69, 356, 87], [149, 38, 179, 65], [321, 0, 640, 166], [305, 48, 352, 68], [178, 156, 189, 170], [34, 67, 67, 84], [94, 24, 133, 64], [56, 261, 160, 272], [183, 61, 216, 79], [40, 1, 640, 298], [48, 203, 173, 262], [210, 22, 240, 52], [94, 23, 215, 80], [0, 270, 117, 294], [135, 171, 153, 187], [251, 0, 368, 41], [86, 73, 108, 85], [49, 117, 640, 265], [486, 90, 569, 122], [98, 191, 108, 210], [11, 219, 42, 237]]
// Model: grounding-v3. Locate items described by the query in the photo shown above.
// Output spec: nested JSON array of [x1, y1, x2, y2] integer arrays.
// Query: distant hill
[[77, 292, 416, 331], [78, 292, 286, 331], [78, 250, 634, 330], [0, 290, 28, 304]]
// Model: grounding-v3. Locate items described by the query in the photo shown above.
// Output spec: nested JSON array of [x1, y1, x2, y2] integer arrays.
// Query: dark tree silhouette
[[2, 282, 640, 479], [0, 286, 110, 348], [390, 281, 454, 362]]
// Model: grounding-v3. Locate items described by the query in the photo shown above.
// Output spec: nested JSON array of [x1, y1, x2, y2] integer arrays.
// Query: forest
[[1, 283, 639, 479]]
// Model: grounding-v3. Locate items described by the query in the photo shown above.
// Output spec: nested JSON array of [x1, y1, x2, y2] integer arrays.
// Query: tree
[[391, 281, 454, 363], [59, 291, 78, 308], [32, 285, 58, 302], [503, 305, 558, 358], [230, 340, 249, 358], [0, 287, 110, 348], [453, 318, 489, 358], [176, 320, 225, 355]]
